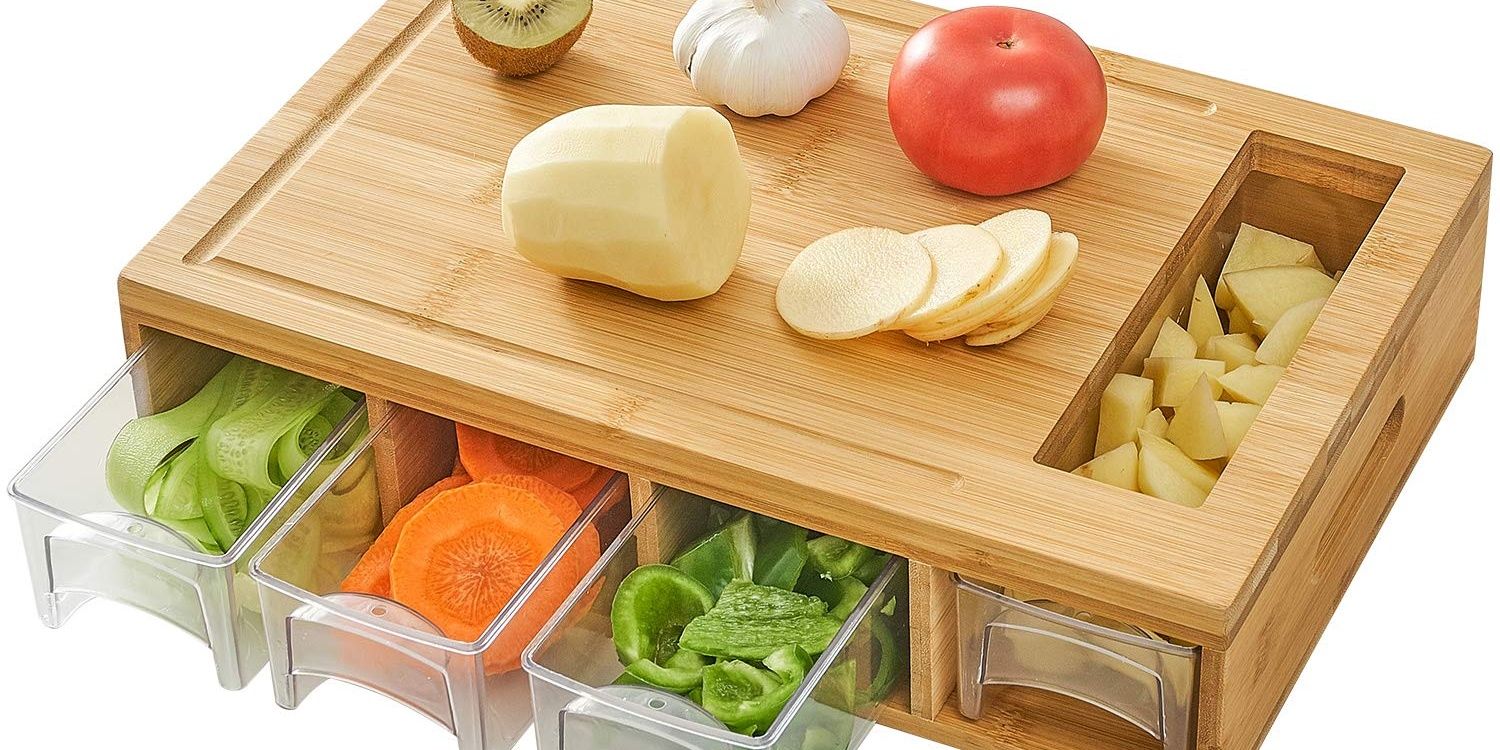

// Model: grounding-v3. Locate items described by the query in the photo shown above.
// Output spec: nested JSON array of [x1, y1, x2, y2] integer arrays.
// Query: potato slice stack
[[1073, 223, 1338, 508], [775, 209, 1078, 346]]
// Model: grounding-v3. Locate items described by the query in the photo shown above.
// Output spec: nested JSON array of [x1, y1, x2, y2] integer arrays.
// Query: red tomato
[[888, 7, 1107, 196]]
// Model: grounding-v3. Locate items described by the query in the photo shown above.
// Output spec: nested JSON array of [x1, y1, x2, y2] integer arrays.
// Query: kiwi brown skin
[[452, 6, 591, 77]]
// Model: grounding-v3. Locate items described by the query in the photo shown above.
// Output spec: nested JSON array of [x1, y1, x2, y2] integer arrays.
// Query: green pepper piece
[[796, 568, 870, 621], [752, 516, 809, 590], [851, 553, 889, 585], [680, 581, 843, 660], [701, 649, 805, 735], [807, 536, 876, 581], [858, 616, 903, 706], [611, 565, 717, 666], [671, 514, 756, 598], [623, 649, 710, 694]]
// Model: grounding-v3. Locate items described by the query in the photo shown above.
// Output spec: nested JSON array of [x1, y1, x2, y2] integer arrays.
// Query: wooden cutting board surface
[[118, 0, 1490, 642]]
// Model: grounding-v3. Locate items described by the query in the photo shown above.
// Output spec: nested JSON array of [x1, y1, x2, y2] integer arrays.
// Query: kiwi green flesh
[[453, 4, 590, 76], [454, 0, 590, 47]]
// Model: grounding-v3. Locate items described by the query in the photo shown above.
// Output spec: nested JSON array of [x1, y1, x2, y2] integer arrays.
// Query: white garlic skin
[[673, 0, 852, 118]]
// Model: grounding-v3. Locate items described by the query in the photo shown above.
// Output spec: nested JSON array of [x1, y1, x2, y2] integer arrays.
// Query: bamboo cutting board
[[114, 0, 1488, 746]]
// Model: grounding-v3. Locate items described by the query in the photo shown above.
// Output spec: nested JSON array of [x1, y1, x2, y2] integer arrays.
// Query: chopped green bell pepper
[[807, 536, 876, 581], [701, 646, 809, 735], [611, 564, 716, 666], [680, 581, 843, 660], [671, 514, 756, 598], [752, 517, 809, 590]]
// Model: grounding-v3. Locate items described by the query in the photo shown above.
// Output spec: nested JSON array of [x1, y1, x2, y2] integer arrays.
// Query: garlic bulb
[[673, 0, 851, 117]]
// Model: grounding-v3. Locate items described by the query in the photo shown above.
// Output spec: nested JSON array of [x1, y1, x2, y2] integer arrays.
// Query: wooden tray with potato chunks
[[111, 0, 1489, 748]]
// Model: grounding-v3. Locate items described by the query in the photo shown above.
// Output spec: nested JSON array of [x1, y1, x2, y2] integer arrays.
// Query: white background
[[0, 1, 1493, 747]]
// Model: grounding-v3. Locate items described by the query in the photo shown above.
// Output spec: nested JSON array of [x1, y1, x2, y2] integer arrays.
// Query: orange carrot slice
[[452, 453, 469, 479], [340, 475, 471, 597], [456, 423, 597, 491], [477, 474, 581, 524], [388, 483, 575, 673], [568, 467, 615, 508]]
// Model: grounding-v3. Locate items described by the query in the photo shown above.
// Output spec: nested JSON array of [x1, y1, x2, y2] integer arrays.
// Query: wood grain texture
[[1195, 170, 1488, 750], [123, 327, 233, 414], [365, 396, 456, 521], [908, 561, 958, 719], [115, 0, 1490, 648], [104, 0, 1490, 747]]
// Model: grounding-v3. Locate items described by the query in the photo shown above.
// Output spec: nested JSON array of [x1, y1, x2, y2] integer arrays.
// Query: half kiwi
[[452, 0, 593, 77]]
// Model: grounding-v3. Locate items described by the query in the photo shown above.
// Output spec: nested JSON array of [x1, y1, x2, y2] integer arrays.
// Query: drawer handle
[[956, 578, 1198, 750]]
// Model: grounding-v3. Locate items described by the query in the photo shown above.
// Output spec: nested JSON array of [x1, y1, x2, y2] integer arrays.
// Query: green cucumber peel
[[197, 454, 251, 551], [679, 581, 843, 660], [205, 371, 340, 492], [104, 361, 235, 514], [671, 513, 756, 598], [611, 564, 716, 666]]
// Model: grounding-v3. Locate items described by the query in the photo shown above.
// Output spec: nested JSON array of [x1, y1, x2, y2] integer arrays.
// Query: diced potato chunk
[[1221, 266, 1337, 333], [1255, 297, 1327, 366], [1150, 318, 1199, 359], [1167, 375, 1228, 459], [1187, 276, 1224, 354], [1096, 374, 1154, 456], [1142, 358, 1226, 407], [1214, 224, 1324, 307], [1074, 442, 1139, 491], [1216, 402, 1262, 457], [1219, 363, 1286, 405], [1228, 305, 1255, 335], [1138, 431, 1219, 493], [1138, 431, 1214, 507], [1142, 408, 1169, 438], [1205, 333, 1258, 371]]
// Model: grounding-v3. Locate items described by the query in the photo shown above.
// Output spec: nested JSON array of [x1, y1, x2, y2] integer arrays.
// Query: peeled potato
[[1094, 373, 1154, 456], [1074, 442, 1138, 491], [894, 225, 1005, 329], [1216, 402, 1261, 456], [777, 228, 934, 340], [1221, 265, 1336, 332], [1255, 296, 1327, 366], [1187, 276, 1224, 354], [1205, 333, 1258, 371], [1142, 408, 1169, 438], [906, 209, 1051, 342], [967, 231, 1079, 335], [1215, 224, 1324, 308], [1219, 363, 1285, 405], [1150, 319, 1198, 359], [1166, 374, 1228, 460], [1141, 357, 1226, 407], [1138, 430, 1219, 494]]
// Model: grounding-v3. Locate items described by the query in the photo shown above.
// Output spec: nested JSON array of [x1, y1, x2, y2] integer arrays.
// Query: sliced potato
[[1215, 224, 1323, 307], [894, 225, 1004, 329], [1221, 265, 1336, 333], [1150, 318, 1198, 359], [1167, 375, 1228, 460], [1205, 333, 1258, 371], [969, 232, 1079, 331], [906, 209, 1052, 341], [1096, 373, 1154, 456], [1138, 430, 1215, 506], [1228, 305, 1255, 335], [777, 227, 935, 339], [1255, 296, 1327, 366], [1219, 363, 1286, 405], [1216, 402, 1261, 457], [1187, 275, 1224, 354], [1142, 357, 1225, 407], [961, 305, 1049, 347], [1142, 408, 1169, 438], [1074, 442, 1138, 491]]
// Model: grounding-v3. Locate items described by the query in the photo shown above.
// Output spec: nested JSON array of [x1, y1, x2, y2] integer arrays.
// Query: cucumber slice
[[205, 371, 340, 492], [105, 361, 234, 514], [198, 451, 251, 550], [160, 516, 223, 555], [150, 444, 207, 521]]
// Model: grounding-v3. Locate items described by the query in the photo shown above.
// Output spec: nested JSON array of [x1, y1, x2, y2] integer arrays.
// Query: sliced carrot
[[340, 475, 471, 597], [451, 452, 469, 479], [568, 467, 615, 508], [389, 483, 577, 673], [456, 423, 597, 491], [477, 474, 581, 523]]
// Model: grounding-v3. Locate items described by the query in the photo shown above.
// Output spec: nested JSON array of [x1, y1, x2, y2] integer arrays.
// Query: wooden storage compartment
[[1036, 130, 1404, 476], [95, 0, 1489, 748]]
